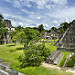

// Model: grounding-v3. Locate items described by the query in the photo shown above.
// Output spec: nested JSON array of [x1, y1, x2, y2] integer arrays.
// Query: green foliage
[[12, 28, 40, 50], [19, 42, 50, 67], [12, 31, 26, 44], [10, 31, 17, 38], [60, 29, 65, 34], [67, 55, 75, 67], [0, 14, 4, 21], [60, 22, 69, 31], [23, 28, 40, 46], [0, 28, 8, 34], [38, 24, 44, 32], [51, 27, 57, 31], [15, 25, 23, 31]]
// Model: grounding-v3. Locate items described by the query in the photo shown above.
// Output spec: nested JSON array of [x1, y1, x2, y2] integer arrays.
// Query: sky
[[0, 0, 75, 30]]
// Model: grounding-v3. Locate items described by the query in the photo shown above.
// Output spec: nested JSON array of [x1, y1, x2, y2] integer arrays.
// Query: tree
[[51, 27, 57, 31], [10, 31, 17, 39], [15, 25, 23, 31], [38, 24, 44, 32], [12, 28, 41, 48], [12, 31, 26, 44], [0, 14, 4, 21], [60, 22, 69, 31]]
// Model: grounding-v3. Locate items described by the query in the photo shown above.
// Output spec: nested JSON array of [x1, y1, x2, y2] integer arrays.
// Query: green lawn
[[0, 43, 73, 75], [41, 39, 59, 42], [45, 43, 57, 53]]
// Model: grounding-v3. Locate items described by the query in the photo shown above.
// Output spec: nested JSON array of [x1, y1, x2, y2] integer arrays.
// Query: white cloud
[[43, 24, 49, 27], [50, 0, 67, 5], [37, 17, 41, 19], [21, 9, 34, 14], [53, 20, 58, 24], [46, 7, 75, 24], [5, 0, 68, 9], [13, 0, 21, 8], [65, 18, 69, 23], [2, 0, 75, 30], [19, 22, 23, 26], [45, 24, 49, 27]]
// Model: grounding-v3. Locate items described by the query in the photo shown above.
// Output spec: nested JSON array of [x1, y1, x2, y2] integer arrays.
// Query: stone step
[[54, 53, 64, 65]]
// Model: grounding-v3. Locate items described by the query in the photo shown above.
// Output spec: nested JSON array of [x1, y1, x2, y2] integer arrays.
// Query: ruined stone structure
[[4, 20, 15, 31], [46, 51, 64, 65], [0, 59, 25, 75], [43, 29, 61, 40], [48, 29, 61, 39], [55, 20, 75, 53], [0, 20, 15, 44]]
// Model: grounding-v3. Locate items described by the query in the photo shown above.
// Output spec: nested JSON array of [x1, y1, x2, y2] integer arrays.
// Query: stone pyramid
[[55, 20, 75, 53]]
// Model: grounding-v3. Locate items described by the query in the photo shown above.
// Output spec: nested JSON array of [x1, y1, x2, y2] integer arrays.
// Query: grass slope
[[58, 51, 72, 67], [0, 43, 73, 75]]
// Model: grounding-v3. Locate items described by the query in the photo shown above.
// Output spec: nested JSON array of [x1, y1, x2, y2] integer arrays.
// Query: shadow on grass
[[9, 47, 24, 53], [7, 44, 15, 47]]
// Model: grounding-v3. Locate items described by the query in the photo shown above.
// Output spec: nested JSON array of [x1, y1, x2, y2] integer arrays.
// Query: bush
[[19, 43, 50, 67], [67, 55, 75, 67]]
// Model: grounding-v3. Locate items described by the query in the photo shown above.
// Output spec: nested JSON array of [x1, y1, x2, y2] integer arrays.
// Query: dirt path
[[41, 62, 75, 75]]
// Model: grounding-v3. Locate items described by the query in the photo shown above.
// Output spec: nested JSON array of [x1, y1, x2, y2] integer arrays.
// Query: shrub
[[19, 43, 50, 67]]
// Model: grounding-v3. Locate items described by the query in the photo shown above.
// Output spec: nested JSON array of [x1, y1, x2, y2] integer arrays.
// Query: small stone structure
[[46, 51, 64, 65], [42, 29, 61, 40], [0, 20, 15, 44], [47, 29, 61, 39]]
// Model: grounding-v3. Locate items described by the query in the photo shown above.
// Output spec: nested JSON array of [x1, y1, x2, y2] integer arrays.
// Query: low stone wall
[[57, 47, 74, 52], [46, 51, 64, 65]]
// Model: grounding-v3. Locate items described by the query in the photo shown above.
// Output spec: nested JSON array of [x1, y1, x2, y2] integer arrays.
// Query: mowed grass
[[45, 43, 57, 53], [0, 43, 73, 75]]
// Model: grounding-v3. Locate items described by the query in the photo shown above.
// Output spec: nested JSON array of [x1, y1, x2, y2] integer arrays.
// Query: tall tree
[[51, 27, 57, 31], [15, 25, 23, 31], [38, 24, 44, 32], [60, 22, 69, 31]]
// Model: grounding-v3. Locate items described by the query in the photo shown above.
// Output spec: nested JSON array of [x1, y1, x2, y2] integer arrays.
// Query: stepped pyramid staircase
[[55, 20, 75, 54], [46, 51, 64, 65]]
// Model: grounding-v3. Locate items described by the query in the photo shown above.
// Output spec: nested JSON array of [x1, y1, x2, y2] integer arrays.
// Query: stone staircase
[[46, 51, 64, 65]]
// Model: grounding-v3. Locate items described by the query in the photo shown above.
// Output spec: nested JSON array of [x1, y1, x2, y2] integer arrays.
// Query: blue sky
[[0, 0, 75, 29]]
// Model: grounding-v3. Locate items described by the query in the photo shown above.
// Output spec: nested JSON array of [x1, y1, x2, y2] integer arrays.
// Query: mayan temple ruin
[[55, 20, 75, 54], [46, 20, 75, 65]]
